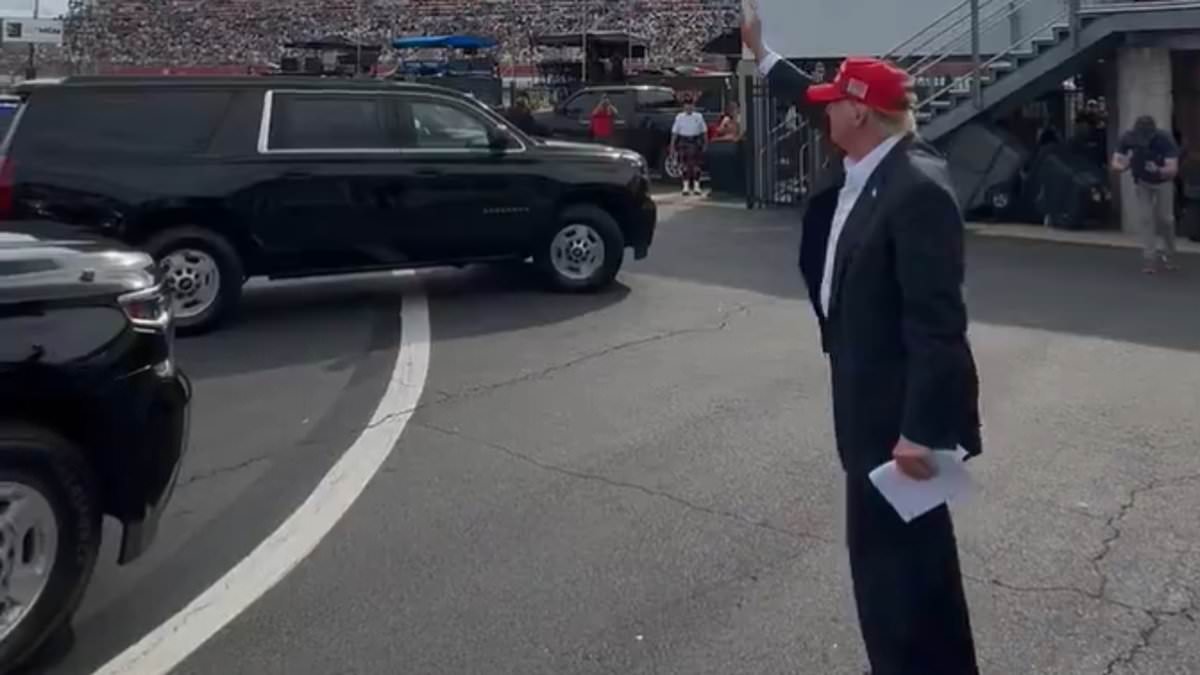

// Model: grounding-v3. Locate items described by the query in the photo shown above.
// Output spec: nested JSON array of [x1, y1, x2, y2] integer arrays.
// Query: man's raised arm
[[741, 3, 813, 102]]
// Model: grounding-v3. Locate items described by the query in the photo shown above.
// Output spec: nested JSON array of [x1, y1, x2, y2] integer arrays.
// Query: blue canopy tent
[[391, 35, 498, 51], [388, 34, 503, 106]]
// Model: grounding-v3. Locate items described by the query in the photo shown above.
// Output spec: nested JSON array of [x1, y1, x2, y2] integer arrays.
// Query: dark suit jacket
[[767, 59, 983, 475]]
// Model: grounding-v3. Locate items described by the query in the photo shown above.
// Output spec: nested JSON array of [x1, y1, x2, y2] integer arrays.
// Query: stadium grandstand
[[0, 0, 740, 79]]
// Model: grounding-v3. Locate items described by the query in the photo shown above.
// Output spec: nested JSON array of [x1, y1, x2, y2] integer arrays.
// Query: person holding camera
[[1112, 115, 1180, 273]]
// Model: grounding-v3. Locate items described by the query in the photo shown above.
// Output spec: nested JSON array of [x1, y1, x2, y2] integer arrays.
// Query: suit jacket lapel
[[827, 135, 911, 317]]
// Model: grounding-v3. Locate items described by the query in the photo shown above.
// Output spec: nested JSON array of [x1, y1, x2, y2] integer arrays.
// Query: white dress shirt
[[671, 111, 707, 138], [753, 47, 902, 317], [819, 134, 905, 318]]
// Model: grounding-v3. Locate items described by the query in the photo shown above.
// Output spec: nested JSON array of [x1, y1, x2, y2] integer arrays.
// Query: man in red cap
[[744, 8, 982, 675]]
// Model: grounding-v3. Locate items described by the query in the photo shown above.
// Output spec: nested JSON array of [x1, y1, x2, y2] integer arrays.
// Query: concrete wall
[[753, 0, 1068, 59]]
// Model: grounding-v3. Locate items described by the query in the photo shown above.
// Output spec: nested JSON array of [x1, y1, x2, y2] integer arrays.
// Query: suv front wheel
[[0, 423, 100, 671], [537, 205, 625, 292], [145, 227, 245, 335]]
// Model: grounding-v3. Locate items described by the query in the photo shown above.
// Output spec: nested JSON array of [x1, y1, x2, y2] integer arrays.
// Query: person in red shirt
[[590, 94, 619, 142], [714, 102, 743, 142]]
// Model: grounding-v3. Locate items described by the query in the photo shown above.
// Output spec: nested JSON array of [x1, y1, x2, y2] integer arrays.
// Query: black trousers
[[846, 473, 979, 675]]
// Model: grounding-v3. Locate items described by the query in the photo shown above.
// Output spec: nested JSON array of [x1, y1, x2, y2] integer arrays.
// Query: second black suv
[[1, 77, 657, 333], [0, 224, 189, 669]]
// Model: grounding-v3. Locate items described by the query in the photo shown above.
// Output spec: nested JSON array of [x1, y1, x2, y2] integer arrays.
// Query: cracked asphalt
[[45, 200, 1200, 674]]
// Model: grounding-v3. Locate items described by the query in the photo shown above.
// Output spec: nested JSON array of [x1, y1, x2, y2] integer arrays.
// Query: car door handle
[[416, 169, 442, 177], [281, 170, 312, 179]]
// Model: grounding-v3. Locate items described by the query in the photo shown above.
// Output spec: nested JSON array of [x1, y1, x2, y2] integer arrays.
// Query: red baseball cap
[[807, 57, 912, 112]]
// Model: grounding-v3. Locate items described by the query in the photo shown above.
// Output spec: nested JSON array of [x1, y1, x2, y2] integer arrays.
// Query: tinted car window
[[405, 100, 491, 150], [563, 92, 602, 120], [14, 90, 231, 156], [637, 90, 678, 111], [268, 93, 391, 150]]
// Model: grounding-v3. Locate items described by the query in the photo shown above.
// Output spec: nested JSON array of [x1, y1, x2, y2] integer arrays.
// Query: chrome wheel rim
[[0, 482, 58, 642], [162, 248, 220, 320], [664, 153, 683, 179], [550, 224, 606, 282]]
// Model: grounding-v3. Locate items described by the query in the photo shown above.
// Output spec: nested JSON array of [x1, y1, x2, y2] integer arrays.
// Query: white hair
[[868, 91, 918, 136]]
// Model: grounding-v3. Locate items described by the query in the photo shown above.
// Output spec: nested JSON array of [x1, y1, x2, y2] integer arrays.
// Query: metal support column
[[970, 0, 982, 108], [25, 0, 40, 80], [1069, 0, 1082, 50], [581, 1, 589, 83]]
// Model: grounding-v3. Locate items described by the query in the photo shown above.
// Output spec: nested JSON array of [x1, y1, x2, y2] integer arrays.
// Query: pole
[[1069, 0, 1081, 50], [1009, 0, 1021, 50], [581, 0, 588, 84], [627, 3, 633, 69], [25, 0, 40, 80], [355, 0, 363, 76], [970, 0, 982, 109]]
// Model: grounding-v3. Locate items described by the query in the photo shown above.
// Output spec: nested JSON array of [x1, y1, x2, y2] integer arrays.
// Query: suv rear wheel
[[661, 151, 684, 181], [145, 227, 245, 335], [536, 205, 625, 292], [0, 423, 100, 672]]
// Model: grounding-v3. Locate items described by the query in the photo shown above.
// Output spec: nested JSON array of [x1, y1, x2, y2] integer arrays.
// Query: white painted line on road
[[94, 273, 431, 675], [652, 194, 747, 210]]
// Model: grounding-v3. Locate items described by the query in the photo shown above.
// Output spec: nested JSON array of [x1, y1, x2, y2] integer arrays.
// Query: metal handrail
[[894, 4, 979, 66], [902, 0, 1036, 85], [883, 0, 972, 61], [886, 1, 976, 64], [916, 7, 1070, 110], [1081, 0, 1200, 13], [905, 0, 1030, 77]]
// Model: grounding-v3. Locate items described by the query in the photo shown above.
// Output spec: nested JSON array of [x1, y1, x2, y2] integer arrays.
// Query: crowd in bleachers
[[0, 0, 739, 78]]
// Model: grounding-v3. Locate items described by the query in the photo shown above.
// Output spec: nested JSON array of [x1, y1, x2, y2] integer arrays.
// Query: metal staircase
[[887, 0, 1200, 143]]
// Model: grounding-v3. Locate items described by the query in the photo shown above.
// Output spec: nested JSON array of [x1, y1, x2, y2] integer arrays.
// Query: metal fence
[[743, 77, 831, 208]]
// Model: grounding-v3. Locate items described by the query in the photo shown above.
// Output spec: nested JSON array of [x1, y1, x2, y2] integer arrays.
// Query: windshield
[[459, 92, 532, 144]]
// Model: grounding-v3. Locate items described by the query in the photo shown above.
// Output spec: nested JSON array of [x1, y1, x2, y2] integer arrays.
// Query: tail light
[[0, 156, 13, 220], [118, 285, 173, 332]]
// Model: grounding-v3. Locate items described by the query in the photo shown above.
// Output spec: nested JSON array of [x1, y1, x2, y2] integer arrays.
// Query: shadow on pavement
[[177, 264, 632, 378], [632, 203, 807, 301], [641, 203, 1200, 354], [418, 263, 632, 341], [176, 272, 411, 380], [966, 237, 1200, 353]]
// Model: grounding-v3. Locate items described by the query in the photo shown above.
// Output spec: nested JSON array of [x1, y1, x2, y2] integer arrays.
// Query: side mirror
[[487, 127, 513, 151]]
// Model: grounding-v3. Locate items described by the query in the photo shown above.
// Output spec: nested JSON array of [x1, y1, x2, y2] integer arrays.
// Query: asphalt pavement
[[42, 198, 1200, 675]]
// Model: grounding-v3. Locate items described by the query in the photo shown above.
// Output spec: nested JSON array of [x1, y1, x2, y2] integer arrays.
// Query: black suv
[[0, 225, 190, 669], [0, 77, 657, 333]]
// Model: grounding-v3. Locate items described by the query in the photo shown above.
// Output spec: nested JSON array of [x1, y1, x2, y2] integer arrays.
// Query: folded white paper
[[868, 448, 975, 523]]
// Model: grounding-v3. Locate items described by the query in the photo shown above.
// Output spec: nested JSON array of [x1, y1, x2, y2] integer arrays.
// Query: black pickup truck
[[0, 225, 190, 669], [532, 85, 721, 178]]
